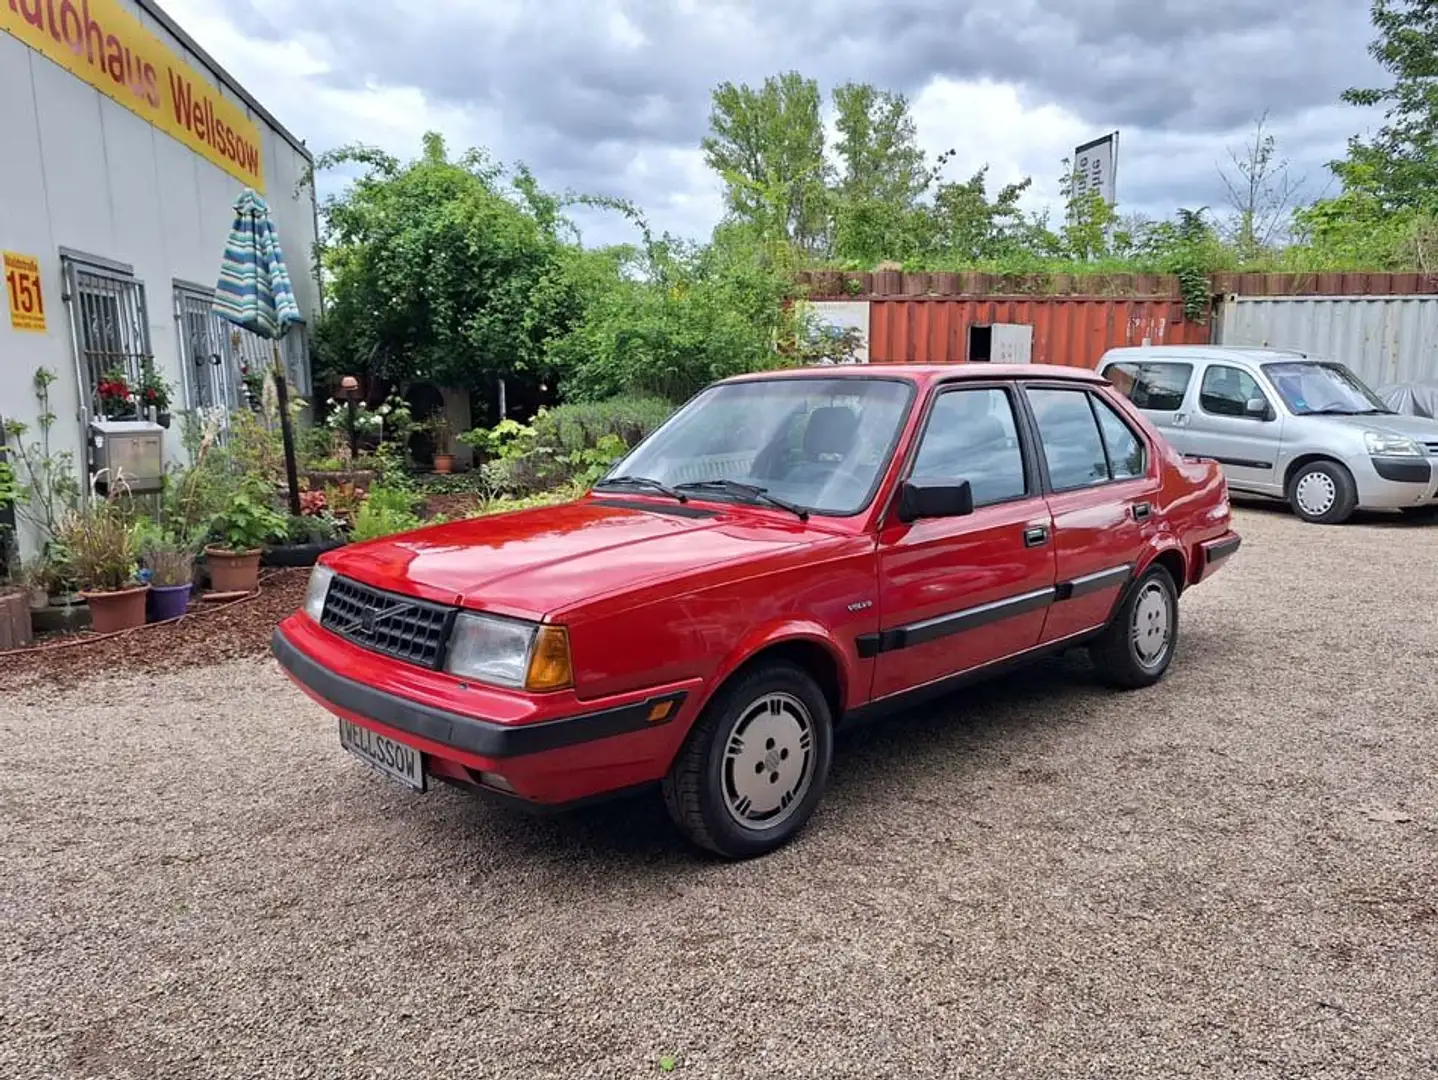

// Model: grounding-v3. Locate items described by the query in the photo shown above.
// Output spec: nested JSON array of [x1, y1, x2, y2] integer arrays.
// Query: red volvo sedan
[[273, 364, 1240, 858]]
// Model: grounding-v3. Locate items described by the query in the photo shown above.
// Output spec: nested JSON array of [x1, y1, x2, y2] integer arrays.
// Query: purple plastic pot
[[147, 583, 193, 622]]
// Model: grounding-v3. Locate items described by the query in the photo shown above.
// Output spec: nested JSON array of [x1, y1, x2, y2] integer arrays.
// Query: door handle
[[1173, 412, 1190, 428], [1132, 502, 1152, 522], [1023, 525, 1049, 548]]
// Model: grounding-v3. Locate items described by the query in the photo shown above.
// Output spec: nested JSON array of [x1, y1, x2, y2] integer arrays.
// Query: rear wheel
[[1090, 564, 1178, 690], [662, 662, 833, 859], [1287, 460, 1357, 524]]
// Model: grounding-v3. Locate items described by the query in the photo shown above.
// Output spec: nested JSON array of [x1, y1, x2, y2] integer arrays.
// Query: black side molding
[[272, 628, 686, 759], [1371, 457, 1433, 484], [857, 565, 1131, 659]]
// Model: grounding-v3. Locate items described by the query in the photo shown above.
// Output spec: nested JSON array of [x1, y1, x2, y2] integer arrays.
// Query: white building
[[1, 0, 319, 558]]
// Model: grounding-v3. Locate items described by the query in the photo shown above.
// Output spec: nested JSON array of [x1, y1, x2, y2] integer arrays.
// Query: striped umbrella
[[214, 187, 304, 514], [214, 188, 302, 339]]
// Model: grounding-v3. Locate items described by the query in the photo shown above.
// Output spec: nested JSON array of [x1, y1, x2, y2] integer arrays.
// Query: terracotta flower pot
[[205, 547, 262, 593], [433, 453, 454, 475], [82, 585, 150, 634]]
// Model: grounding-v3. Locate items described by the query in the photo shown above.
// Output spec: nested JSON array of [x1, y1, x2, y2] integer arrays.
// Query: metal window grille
[[173, 284, 310, 418], [174, 283, 242, 415], [62, 255, 153, 419]]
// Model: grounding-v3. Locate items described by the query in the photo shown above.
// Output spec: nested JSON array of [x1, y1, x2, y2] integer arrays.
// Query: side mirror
[[1244, 397, 1273, 420], [897, 478, 974, 523]]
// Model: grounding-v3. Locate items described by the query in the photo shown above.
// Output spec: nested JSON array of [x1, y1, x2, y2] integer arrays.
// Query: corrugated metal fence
[[1215, 295, 1438, 388], [868, 297, 1206, 366]]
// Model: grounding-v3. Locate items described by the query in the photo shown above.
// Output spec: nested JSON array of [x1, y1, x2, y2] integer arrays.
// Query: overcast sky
[[162, 0, 1387, 248]]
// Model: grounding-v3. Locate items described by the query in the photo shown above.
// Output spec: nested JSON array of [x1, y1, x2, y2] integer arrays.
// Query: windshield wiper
[[593, 475, 687, 502], [675, 479, 809, 521], [1306, 407, 1362, 415]]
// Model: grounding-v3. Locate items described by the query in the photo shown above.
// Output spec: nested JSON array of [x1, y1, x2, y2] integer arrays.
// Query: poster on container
[[1071, 132, 1118, 206]]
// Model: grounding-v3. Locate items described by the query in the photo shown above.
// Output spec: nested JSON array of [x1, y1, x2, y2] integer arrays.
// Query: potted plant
[[96, 368, 135, 420], [429, 415, 455, 474], [205, 482, 288, 593], [56, 506, 147, 633], [139, 362, 173, 428], [141, 536, 196, 621]]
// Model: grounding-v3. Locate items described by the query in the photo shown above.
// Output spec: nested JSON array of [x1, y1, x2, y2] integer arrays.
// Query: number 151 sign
[[4, 251, 47, 333]]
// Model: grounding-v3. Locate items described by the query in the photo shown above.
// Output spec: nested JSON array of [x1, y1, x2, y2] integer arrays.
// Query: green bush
[[350, 484, 423, 542], [530, 396, 674, 453]]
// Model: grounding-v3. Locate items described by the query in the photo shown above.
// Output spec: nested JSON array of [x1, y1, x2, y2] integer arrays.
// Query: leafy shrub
[[279, 513, 341, 545], [210, 482, 289, 552], [350, 484, 422, 542], [530, 396, 673, 453]]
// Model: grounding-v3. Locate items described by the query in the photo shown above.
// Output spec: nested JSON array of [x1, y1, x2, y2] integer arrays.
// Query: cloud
[[158, 0, 1387, 245]]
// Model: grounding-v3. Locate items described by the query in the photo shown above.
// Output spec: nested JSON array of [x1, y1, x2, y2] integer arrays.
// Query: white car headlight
[[304, 564, 335, 622], [445, 613, 574, 691], [1364, 431, 1423, 457]]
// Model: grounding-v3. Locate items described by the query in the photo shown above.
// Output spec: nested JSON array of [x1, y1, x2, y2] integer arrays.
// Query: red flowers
[[97, 377, 131, 402]]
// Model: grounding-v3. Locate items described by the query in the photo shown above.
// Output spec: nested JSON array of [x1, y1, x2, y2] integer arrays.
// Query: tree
[[917, 160, 1035, 262], [1218, 111, 1304, 259], [829, 83, 929, 263], [1335, 0, 1438, 210], [311, 133, 581, 395], [701, 73, 830, 253], [1058, 156, 1118, 260]]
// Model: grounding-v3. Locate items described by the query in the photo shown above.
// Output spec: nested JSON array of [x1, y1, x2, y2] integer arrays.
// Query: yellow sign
[[2, 0, 265, 191], [4, 252, 47, 332]]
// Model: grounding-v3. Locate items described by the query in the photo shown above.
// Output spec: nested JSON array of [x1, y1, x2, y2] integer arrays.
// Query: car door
[[1021, 384, 1160, 644], [870, 383, 1057, 701], [1100, 358, 1199, 454], [1186, 362, 1283, 495]]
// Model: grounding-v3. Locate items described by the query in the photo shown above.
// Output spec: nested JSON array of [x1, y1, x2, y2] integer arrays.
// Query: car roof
[[1099, 344, 1312, 365], [720, 362, 1108, 388]]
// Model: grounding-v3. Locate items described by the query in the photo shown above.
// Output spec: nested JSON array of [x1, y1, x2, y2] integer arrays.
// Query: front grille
[[320, 576, 455, 669], [1425, 441, 1438, 456]]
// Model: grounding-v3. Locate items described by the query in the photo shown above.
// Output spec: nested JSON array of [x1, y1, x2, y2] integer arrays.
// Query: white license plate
[[338, 719, 425, 792]]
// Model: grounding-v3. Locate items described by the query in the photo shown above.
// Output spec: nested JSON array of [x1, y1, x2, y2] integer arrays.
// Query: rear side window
[[1199, 364, 1266, 417], [1104, 361, 1193, 411], [1026, 388, 1110, 491], [1091, 395, 1146, 479]]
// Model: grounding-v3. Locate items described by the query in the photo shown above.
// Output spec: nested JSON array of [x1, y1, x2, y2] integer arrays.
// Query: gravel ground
[[3, 505, 1435, 1079]]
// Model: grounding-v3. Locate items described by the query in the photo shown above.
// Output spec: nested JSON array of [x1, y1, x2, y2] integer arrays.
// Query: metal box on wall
[[89, 420, 164, 494]]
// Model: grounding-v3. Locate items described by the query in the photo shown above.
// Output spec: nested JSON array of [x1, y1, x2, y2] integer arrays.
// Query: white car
[[1097, 345, 1438, 524]]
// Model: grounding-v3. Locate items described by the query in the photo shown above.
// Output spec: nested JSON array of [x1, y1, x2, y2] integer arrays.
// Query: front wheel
[[1287, 460, 1357, 524], [662, 662, 834, 859], [1090, 564, 1179, 690]]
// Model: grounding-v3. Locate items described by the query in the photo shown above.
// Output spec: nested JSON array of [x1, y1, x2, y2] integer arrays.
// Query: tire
[[1090, 564, 1179, 690], [662, 662, 834, 859], [1287, 460, 1357, 524]]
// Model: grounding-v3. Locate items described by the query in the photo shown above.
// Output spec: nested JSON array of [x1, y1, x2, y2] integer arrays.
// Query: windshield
[[602, 377, 914, 515], [1262, 361, 1392, 416]]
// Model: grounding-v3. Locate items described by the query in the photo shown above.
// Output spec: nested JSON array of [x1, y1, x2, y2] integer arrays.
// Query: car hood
[[325, 497, 822, 620], [1321, 412, 1438, 445]]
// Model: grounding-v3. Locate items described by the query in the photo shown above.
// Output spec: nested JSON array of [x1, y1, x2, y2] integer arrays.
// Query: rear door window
[[1025, 387, 1111, 492], [1103, 361, 1194, 411]]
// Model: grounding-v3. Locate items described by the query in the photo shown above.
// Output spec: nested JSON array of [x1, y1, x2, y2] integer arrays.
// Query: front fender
[[697, 618, 865, 720]]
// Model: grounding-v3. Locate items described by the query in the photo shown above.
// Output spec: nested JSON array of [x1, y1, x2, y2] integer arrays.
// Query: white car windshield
[[599, 377, 914, 515], [1263, 361, 1394, 416]]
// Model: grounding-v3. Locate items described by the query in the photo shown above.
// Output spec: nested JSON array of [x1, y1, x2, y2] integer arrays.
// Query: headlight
[[303, 564, 334, 622], [445, 612, 573, 691], [1365, 431, 1423, 457]]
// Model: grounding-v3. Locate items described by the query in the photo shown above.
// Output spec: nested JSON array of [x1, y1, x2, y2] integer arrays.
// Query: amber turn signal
[[524, 625, 573, 692]]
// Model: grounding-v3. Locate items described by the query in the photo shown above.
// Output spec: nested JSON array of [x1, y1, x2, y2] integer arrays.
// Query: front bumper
[[272, 617, 700, 805], [1356, 455, 1438, 509]]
